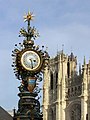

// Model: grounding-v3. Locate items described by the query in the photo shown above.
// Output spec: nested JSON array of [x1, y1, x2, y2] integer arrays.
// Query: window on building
[[71, 87, 73, 92], [50, 73, 53, 89], [78, 86, 80, 90], [68, 89, 70, 96], [67, 61, 70, 78], [78, 86, 81, 92], [70, 104, 81, 120], [51, 109, 54, 120], [56, 72, 58, 88], [86, 114, 88, 120], [75, 87, 77, 91], [71, 87, 74, 96], [75, 87, 77, 95]]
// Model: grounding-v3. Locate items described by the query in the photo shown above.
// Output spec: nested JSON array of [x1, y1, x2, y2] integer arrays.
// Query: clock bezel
[[20, 49, 43, 72]]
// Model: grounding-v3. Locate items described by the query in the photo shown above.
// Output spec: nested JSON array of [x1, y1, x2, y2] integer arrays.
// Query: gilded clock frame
[[16, 48, 44, 73]]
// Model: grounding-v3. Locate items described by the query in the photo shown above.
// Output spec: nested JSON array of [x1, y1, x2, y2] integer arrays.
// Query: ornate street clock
[[17, 49, 43, 73], [12, 11, 49, 120], [21, 50, 41, 71]]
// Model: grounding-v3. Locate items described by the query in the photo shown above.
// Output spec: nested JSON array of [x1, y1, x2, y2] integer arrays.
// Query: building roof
[[0, 106, 13, 120]]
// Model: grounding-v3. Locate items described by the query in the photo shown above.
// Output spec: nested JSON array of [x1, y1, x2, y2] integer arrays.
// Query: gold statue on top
[[19, 11, 39, 40], [23, 11, 34, 22]]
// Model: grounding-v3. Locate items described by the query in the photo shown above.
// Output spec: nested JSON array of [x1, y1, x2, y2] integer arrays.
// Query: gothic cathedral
[[43, 51, 90, 120]]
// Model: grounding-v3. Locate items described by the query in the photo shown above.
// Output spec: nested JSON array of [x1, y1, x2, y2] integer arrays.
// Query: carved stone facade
[[43, 51, 90, 120]]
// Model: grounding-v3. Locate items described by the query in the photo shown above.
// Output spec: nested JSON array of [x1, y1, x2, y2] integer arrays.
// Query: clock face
[[21, 50, 41, 71]]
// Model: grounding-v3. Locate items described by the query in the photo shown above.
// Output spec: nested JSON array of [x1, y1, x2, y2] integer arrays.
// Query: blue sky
[[0, 0, 90, 110]]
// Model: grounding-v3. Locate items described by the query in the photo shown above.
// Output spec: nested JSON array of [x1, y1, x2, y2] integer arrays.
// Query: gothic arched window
[[50, 73, 53, 89], [67, 61, 70, 78], [56, 72, 58, 88], [51, 109, 54, 120], [71, 87, 74, 92], [75, 87, 77, 95], [68, 89, 70, 96], [70, 104, 81, 120]]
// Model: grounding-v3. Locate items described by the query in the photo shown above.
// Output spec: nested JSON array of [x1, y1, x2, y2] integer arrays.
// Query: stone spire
[[79, 63, 81, 75], [83, 56, 86, 65]]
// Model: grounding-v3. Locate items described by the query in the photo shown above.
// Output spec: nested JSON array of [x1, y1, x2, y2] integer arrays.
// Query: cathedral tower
[[43, 51, 90, 120]]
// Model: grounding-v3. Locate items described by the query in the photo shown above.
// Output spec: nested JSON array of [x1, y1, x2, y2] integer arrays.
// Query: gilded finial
[[23, 11, 34, 22], [19, 11, 39, 41]]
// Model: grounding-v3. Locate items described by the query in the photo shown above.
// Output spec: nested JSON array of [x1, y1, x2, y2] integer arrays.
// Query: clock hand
[[29, 59, 33, 69], [29, 59, 36, 69]]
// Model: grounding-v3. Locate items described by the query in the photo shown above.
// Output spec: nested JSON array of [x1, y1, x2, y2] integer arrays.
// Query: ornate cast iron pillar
[[12, 11, 49, 120]]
